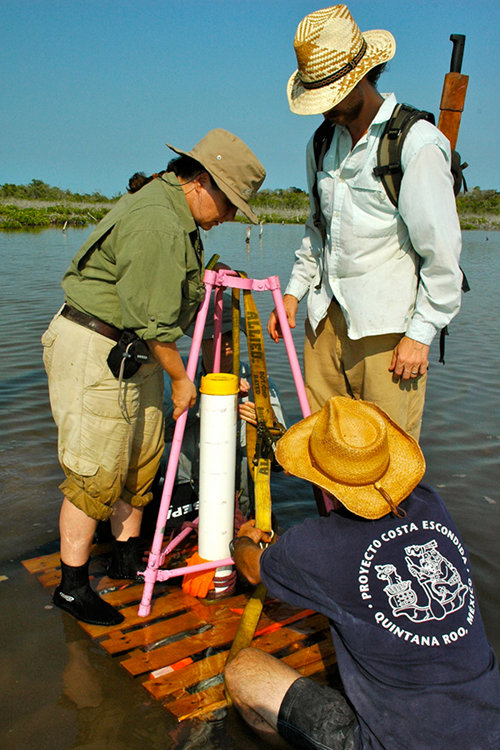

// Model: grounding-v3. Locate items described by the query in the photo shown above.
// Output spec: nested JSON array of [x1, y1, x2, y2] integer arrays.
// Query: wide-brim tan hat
[[275, 397, 425, 519], [287, 4, 396, 116], [166, 129, 265, 224]]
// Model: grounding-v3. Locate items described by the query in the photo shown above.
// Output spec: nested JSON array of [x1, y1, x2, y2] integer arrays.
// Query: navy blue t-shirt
[[260, 484, 500, 749]]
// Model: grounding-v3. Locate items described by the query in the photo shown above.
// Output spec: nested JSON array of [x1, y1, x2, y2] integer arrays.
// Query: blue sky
[[2, 0, 499, 196]]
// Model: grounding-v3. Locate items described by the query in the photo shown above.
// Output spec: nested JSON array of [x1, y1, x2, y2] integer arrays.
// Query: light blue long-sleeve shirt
[[285, 94, 463, 345]]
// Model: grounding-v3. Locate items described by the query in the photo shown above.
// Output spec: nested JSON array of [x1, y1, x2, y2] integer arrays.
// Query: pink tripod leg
[[138, 282, 215, 617], [271, 286, 311, 418], [271, 286, 335, 514]]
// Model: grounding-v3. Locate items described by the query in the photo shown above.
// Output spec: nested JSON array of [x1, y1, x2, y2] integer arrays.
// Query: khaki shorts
[[42, 313, 164, 521], [304, 299, 427, 441]]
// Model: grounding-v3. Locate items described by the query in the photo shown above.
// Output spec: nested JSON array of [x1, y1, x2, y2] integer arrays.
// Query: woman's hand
[[147, 339, 197, 420], [171, 374, 197, 420]]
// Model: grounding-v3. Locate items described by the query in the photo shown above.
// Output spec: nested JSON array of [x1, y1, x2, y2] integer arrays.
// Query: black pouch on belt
[[106, 331, 150, 379]]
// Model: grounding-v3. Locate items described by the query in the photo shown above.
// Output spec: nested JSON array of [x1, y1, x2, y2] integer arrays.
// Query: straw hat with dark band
[[166, 129, 265, 224], [287, 4, 396, 116], [275, 397, 425, 519]]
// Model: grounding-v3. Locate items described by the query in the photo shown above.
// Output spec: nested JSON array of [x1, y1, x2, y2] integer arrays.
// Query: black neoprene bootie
[[107, 537, 146, 580], [53, 559, 124, 626]]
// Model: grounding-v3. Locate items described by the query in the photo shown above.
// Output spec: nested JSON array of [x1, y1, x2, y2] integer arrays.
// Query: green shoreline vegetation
[[1, 179, 499, 231]]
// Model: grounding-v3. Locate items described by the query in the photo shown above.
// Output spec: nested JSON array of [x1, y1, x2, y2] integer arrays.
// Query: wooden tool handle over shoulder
[[437, 35, 468, 150]]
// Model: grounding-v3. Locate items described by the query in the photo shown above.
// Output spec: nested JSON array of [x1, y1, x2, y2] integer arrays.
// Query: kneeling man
[[225, 397, 500, 749]]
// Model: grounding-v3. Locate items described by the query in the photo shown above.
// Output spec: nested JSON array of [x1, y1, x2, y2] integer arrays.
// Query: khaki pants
[[42, 314, 164, 520], [304, 300, 427, 441]]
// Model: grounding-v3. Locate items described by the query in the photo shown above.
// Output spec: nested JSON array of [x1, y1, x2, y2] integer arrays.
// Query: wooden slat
[[22, 551, 61, 574], [189, 593, 252, 621], [121, 610, 240, 676], [101, 585, 188, 622], [144, 651, 227, 701], [252, 613, 327, 652], [166, 683, 227, 722], [301, 662, 336, 683], [95, 579, 158, 606], [283, 640, 336, 671], [80, 588, 196, 638], [101, 611, 206, 654]]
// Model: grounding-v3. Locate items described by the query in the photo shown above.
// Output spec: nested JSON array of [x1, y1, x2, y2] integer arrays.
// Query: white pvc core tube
[[198, 373, 239, 562]]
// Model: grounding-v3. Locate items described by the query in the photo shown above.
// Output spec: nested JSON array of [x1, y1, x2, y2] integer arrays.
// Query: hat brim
[[275, 400, 425, 519], [166, 143, 260, 224], [287, 29, 396, 116]]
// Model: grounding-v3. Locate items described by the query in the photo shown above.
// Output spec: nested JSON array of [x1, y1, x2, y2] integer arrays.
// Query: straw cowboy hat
[[275, 397, 425, 519], [166, 129, 265, 224], [287, 4, 396, 115]]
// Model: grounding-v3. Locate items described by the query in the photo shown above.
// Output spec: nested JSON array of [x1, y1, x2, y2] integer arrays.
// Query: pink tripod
[[138, 268, 333, 617]]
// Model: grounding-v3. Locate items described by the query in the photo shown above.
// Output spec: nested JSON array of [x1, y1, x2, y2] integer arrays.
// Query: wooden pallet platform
[[23, 540, 336, 722]]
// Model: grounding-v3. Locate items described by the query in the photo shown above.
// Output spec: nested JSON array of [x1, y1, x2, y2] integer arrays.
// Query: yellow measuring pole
[[225, 288, 275, 692]]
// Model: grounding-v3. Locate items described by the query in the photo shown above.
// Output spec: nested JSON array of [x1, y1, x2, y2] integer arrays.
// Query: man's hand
[[171, 374, 197, 420], [237, 519, 273, 546], [239, 400, 258, 426], [237, 379, 257, 425], [267, 294, 298, 343], [389, 336, 430, 381], [231, 520, 273, 585]]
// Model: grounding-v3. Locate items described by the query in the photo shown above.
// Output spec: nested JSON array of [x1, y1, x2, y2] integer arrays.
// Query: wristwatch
[[229, 536, 245, 559], [229, 529, 275, 558]]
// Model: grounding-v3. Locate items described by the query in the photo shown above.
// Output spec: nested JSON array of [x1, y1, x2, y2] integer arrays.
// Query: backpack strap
[[450, 149, 468, 195], [374, 103, 470, 365], [373, 103, 435, 207], [438, 270, 470, 364], [312, 119, 336, 244]]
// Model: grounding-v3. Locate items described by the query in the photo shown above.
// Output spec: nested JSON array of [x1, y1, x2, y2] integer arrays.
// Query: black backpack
[[311, 102, 469, 363]]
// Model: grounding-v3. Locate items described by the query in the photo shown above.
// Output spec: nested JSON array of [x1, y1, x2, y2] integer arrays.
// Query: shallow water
[[1, 224, 499, 749]]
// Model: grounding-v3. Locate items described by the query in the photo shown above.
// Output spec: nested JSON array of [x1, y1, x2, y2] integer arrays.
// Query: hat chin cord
[[374, 482, 406, 518]]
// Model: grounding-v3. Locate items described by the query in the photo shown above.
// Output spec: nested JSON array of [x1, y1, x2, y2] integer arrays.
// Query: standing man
[[225, 397, 500, 749], [43, 129, 265, 626], [268, 5, 462, 440]]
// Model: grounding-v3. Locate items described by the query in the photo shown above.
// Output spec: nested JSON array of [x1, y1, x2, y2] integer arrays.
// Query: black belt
[[61, 304, 122, 342]]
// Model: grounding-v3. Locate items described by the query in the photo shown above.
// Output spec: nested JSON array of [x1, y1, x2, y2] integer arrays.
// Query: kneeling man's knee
[[224, 647, 254, 693]]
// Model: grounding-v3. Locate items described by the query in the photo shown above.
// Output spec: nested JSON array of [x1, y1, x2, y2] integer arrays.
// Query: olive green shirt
[[62, 176, 205, 342]]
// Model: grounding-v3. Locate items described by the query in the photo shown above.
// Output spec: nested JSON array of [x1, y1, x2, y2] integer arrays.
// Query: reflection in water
[[168, 709, 233, 750], [1, 226, 499, 749], [63, 634, 102, 710], [59, 613, 237, 750], [61, 615, 245, 750], [60, 619, 132, 750]]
